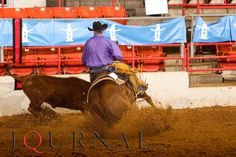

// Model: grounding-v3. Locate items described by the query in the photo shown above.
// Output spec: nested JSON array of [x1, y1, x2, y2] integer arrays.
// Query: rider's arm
[[110, 41, 122, 61]]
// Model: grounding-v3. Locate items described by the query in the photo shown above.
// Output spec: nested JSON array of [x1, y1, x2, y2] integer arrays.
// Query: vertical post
[[112, 0, 116, 7], [187, 44, 190, 72], [182, 47, 186, 71], [197, 0, 200, 14], [58, 0, 61, 7], [58, 48, 61, 74], [132, 46, 135, 68], [190, 15, 195, 57], [190, 44, 195, 57], [181, 44, 185, 71], [0, 47, 3, 63], [13, 19, 22, 64], [1, 0, 4, 8], [182, 0, 186, 16], [180, 42, 184, 58], [13, 18, 22, 90]]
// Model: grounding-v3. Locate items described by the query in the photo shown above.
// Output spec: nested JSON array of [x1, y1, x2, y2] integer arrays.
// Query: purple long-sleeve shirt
[[82, 34, 122, 68]]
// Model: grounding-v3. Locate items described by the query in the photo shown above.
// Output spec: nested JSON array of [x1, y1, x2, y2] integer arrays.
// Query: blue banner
[[0, 19, 13, 47], [230, 16, 236, 41], [22, 20, 54, 46], [0, 18, 186, 46], [193, 16, 231, 42], [101, 18, 186, 45], [53, 20, 93, 46]]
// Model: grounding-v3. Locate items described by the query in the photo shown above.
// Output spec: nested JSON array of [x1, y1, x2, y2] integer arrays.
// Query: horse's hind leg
[[139, 92, 156, 107]]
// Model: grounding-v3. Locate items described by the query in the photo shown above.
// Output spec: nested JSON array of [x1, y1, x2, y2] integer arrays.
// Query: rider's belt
[[89, 65, 112, 74]]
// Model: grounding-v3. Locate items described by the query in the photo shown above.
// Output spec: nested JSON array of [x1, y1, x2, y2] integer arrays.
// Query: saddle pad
[[87, 76, 115, 103]]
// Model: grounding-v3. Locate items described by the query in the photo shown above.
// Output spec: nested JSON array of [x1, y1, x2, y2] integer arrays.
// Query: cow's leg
[[27, 97, 44, 114], [24, 89, 45, 114], [28, 101, 43, 114], [139, 92, 156, 107]]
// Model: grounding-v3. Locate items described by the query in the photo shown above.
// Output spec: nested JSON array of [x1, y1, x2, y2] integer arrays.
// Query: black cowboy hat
[[88, 21, 108, 31]]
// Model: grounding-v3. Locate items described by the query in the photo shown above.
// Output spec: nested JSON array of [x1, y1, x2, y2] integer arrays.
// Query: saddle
[[89, 64, 147, 97], [87, 71, 127, 103]]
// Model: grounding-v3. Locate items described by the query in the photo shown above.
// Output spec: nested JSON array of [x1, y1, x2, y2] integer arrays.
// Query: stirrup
[[137, 85, 147, 96]]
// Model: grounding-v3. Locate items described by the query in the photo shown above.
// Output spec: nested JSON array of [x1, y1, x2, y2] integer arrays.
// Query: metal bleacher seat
[[0, 9, 3, 18], [61, 47, 87, 74], [137, 46, 165, 72], [61, 52, 83, 65], [25, 7, 52, 18], [10, 51, 38, 76], [3, 50, 13, 63], [37, 53, 59, 66], [35, 49, 60, 75], [63, 65, 86, 74], [11, 67, 34, 75], [50, 7, 77, 18], [217, 45, 236, 65], [38, 66, 59, 75], [99, 6, 127, 17], [75, 6, 100, 18], [22, 53, 38, 67], [98, 6, 127, 24], [1, 8, 27, 18], [120, 46, 134, 65]]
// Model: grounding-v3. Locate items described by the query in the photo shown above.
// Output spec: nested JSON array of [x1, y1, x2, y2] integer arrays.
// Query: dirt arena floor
[[0, 106, 236, 157]]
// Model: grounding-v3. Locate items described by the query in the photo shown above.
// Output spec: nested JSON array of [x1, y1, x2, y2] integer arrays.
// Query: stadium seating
[[0, 6, 137, 76], [0, 8, 26, 18], [51, 7, 77, 18], [63, 66, 87, 74], [61, 47, 86, 74], [98, 6, 127, 24], [0, 6, 128, 19], [0, 9, 2, 18], [25, 7, 52, 18], [217, 45, 236, 62], [61, 47, 83, 65], [217, 45, 236, 70], [11, 66, 34, 75], [37, 53, 59, 66], [7, 50, 37, 75], [120, 46, 134, 65], [136, 46, 165, 72], [99, 6, 127, 17], [3, 50, 13, 62], [22, 52, 38, 66], [219, 62, 236, 70], [38, 66, 59, 75], [75, 6, 100, 18], [35, 50, 60, 75]]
